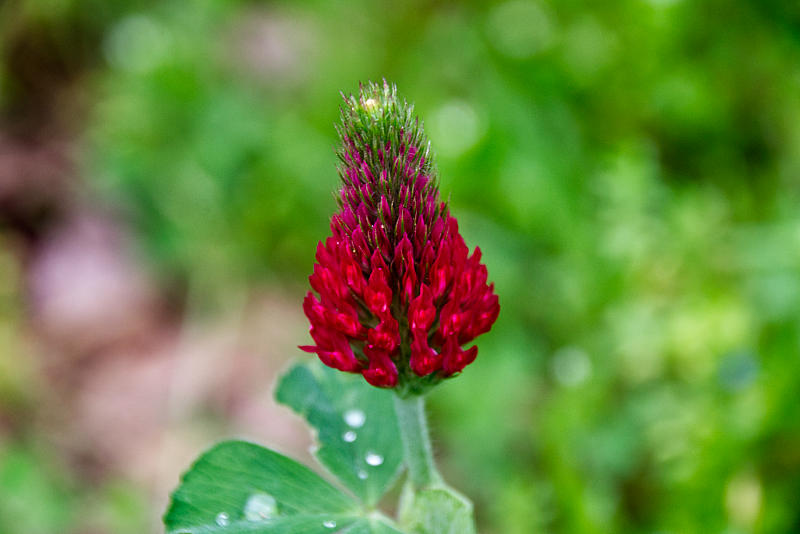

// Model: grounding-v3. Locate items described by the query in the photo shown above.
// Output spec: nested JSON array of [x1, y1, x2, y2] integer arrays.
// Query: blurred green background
[[2, 0, 800, 533]]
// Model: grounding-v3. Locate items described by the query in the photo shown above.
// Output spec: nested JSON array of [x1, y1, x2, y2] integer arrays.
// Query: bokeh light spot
[[486, 1, 555, 59]]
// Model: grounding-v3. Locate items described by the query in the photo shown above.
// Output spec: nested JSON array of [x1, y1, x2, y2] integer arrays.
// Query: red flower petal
[[367, 316, 400, 352], [441, 336, 478, 376], [410, 330, 441, 376], [409, 285, 436, 332], [362, 346, 398, 388]]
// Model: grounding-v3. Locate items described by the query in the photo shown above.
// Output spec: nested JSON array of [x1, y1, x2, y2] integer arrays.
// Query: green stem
[[393, 394, 440, 489]]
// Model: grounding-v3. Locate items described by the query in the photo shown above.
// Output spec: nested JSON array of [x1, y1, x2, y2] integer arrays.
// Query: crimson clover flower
[[300, 81, 499, 394]]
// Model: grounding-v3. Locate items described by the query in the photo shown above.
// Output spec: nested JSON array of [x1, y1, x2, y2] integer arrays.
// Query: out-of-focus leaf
[[398, 484, 476, 534]]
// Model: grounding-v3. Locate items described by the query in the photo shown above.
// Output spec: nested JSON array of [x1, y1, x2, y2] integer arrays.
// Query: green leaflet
[[164, 441, 354, 533], [164, 441, 404, 534], [275, 361, 404, 506]]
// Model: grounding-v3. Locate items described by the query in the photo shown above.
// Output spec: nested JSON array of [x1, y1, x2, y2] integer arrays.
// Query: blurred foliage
[[3, 0, 800, 533], [0, 444, 148, 534]]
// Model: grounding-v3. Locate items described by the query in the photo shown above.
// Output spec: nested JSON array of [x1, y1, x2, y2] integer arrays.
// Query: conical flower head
[[301, 81, 499, 395]]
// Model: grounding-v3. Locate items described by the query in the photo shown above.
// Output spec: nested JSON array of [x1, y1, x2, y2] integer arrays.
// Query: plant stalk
[[393, 394, 440, 489]]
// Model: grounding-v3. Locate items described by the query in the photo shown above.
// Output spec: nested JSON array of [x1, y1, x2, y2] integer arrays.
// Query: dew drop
[[342, 430, 357, 442], [357, 469, 368, 480], [323, 519, 337, 528], [243, 492, 278, 521], [215, 512, 230, 527], [344, 409, 366, 428], [365, 452, 384, 466]]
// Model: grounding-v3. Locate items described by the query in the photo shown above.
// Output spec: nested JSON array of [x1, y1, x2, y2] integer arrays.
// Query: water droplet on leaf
[[323, 519, 337, 528], [243, 493, 278, 521], [215, 512, 230, 527], [365, 452, 384, 466], [357, 469, 368, 480], [342, 430, 357, 442], [344, 409, 366, 428]]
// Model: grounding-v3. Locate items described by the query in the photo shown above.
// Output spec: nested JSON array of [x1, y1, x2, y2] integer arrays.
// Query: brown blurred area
[[0, 6, 310, 532]]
